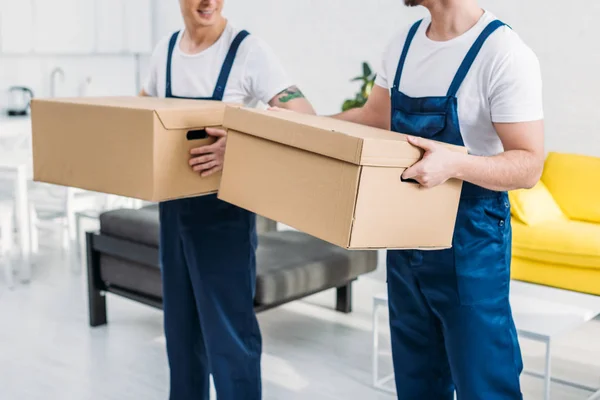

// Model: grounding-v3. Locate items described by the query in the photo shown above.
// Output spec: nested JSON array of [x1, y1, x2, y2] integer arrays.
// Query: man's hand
[[189, 127, 227, 177], [402, 136, 463, 188], [402, 120, 545, 191]]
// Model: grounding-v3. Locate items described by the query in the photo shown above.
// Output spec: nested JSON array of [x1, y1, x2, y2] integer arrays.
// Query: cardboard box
[[31, 96, 233, 202], [219, 107, 468, 250]]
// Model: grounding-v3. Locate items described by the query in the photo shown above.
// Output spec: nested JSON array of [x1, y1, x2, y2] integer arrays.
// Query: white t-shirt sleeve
[[374, 27, 408, 90], [374, 36, 394, 89], [143, 36, 170, 97], [242, 38, 295, 104], [489, 43, 544, 123]]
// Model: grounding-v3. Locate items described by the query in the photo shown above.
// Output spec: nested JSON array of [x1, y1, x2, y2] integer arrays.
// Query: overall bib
[[387, 20, 523, 399], [159, 30, 262, 400]]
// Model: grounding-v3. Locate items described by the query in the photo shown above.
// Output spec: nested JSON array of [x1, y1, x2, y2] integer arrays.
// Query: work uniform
[[375, 11, 544, 399], [143, 24, 294, 400]]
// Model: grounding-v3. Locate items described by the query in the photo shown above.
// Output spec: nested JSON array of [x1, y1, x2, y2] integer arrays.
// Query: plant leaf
[[363, 62, 372, 77]]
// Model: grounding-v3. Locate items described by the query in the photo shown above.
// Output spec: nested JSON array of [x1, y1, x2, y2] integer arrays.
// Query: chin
[[404, 0, 423, 6]]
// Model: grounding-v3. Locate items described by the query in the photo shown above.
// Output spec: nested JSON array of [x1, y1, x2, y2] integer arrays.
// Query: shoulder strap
[[211, 30, 251, 101], [446, 20, 506, 97], [165, 31, 180, 98], [392, 20, 423, 90]]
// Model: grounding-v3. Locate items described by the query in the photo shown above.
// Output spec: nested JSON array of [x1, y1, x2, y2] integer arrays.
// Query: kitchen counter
[[0, 114, 31, 137]]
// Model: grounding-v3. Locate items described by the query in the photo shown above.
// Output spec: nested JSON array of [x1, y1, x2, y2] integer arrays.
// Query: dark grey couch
[[86, 204, 378, 327]]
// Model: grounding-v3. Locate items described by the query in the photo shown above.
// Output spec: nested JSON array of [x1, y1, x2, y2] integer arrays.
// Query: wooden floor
[[0, 240, 599, 399]]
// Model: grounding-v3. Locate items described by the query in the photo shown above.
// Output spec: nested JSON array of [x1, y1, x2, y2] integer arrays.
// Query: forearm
[[331, 107, 389, 130], [453, 150, 543, 191]]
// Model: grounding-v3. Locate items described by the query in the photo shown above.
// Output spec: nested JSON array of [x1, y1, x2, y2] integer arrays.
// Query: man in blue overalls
[[141, 1, 315, 399], [334, 1, 545, 398]]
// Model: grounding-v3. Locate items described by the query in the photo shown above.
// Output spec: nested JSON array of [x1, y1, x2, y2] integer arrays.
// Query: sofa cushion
[[100, 254, 162, 298], [509, 181, 566, 226], [511, 257, 600, 297], [512, 218, 600, 269], [98, 206, 378, 306], [100, 204, 160, 247], [254, 230, 377, 305], [542, 152, 600, 223]]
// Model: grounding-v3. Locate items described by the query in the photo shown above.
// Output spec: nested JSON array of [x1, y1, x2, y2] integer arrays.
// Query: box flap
[[32, 96, 232, 130], [154, 100, 232, 130], [223, 107, 465, 167]]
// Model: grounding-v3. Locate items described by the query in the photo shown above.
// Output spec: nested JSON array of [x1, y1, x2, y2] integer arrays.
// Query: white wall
[[153, 0, 600, 158]]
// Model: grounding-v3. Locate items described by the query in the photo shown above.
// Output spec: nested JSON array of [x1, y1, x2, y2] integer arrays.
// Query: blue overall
[[159, 30, 262, 400], [387, 20, 523, 399]]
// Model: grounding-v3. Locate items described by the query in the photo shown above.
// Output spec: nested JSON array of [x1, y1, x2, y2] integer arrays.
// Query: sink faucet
[[50, 67, 65, 97]]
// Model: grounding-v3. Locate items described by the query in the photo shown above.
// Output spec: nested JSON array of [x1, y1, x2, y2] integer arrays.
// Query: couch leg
[[336, 281, 353, 314], [86, 232, 107, 327]]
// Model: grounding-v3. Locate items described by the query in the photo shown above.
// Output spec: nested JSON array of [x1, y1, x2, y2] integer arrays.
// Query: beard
[[404, 0, 423, 6]]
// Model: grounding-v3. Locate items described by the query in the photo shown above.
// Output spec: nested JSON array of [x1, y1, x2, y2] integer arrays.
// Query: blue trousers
[[159, 194, 261, 400], [387, 193, 524, 399]]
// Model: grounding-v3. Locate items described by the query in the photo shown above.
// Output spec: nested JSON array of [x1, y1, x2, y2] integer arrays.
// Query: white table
[[372, 281, 600, 400]]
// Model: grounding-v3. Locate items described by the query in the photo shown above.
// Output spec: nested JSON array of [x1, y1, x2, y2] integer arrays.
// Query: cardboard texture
[[31, 96, 233, 202], [219, 107, 468, 250]]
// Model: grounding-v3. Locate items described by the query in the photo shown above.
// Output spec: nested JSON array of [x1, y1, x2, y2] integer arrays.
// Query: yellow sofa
[[509, 152, 600, 296]]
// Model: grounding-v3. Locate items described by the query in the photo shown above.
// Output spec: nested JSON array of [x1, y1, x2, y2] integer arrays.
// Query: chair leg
[[86, 232, 107, 327], [1, 213, 14, 289], [29, 204, 39, 256], [336, 281, 353, 313]]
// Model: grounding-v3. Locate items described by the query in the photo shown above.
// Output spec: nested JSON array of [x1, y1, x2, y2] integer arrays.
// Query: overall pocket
[[391, 109, 447, 139], [453, 197, 511, 305]]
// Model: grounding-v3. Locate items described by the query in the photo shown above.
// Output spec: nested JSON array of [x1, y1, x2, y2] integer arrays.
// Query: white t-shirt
[[143, 23, 294, 107], [375, 11, 544, 156]]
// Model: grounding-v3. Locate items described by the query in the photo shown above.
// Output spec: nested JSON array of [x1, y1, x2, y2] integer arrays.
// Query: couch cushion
[[100, 254, 162, 298], [100, 205, 279, 247], [511, 257, 600, 297], [542, 152, 600, 223], [512, 218, 600, 269], [100, 204, 160, 247], [254, 230, 377, 305], [508, 181, 566, 226], [99, 206, 378, 306]]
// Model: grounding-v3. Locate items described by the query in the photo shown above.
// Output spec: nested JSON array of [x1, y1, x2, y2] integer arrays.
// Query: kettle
[[7, 86, 34, 116]]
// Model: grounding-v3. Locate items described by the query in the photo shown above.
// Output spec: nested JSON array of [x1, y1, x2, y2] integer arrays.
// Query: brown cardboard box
[[219, 107, 468, 250], [31, 96, 234, 202]]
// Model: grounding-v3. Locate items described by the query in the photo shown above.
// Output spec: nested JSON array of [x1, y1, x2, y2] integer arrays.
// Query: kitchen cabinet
[[94, 0, 125, 53], [0, 0, 34, 53], [123, 0, 153, 54], [32, 0, 95, 54]]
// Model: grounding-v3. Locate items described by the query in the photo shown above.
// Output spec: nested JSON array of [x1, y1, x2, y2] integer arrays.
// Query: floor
[[1, 230, 600, 399]]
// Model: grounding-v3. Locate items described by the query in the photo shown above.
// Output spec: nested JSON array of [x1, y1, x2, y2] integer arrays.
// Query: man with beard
[[141, 1, 315, 399], [334, 0, 544, 398]]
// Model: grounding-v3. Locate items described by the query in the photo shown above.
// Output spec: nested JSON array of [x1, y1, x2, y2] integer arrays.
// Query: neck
[[182, 17, 227, 53], [424, 0, 483, 41]]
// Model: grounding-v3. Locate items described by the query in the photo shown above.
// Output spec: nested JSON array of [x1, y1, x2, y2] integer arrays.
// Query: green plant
[[342, 62, 376, 111]]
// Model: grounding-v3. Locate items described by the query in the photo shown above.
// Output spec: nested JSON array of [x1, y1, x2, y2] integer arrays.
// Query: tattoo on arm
[[276, 86, 305, 103]]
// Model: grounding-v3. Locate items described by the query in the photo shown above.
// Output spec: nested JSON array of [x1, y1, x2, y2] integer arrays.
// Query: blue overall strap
[[447, 20, 506, 97], [165, 31, 180, 98], [211, 30, 250, 100], [392, 20, 423, 90]]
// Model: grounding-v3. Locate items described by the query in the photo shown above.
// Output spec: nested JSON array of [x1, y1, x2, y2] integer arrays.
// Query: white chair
[[0, 163, 30, 282], [0, 199, 15, 288]]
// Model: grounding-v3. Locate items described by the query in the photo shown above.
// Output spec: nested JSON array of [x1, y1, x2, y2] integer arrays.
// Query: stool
[[0, 200, 15, 288], [372, 292, 395, 394]]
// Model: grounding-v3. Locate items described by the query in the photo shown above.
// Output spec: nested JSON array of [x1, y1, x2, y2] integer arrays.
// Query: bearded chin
[[404, 0, 422, 6]]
